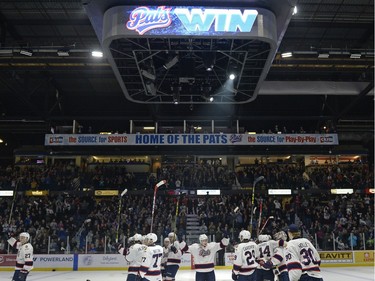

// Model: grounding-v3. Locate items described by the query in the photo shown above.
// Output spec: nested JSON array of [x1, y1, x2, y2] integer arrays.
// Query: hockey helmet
[[273, 231, 287, 241], [258, 234, 271, 242], [19, 232, 30, 241], [133, 233, 143, 242], [146, 233, 158, 244], [239, 230, 251, 241], [164, 237, 170, 246], [199, 234, 208, 243], [168, 232, 177, 241]]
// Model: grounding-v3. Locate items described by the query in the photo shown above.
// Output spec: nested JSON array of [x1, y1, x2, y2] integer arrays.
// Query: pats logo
[[229, 134, 242, 143], [199, 249, 211, 257], [320, 136, 334, 143], [126, 6, 172, 35], [49, 136, 63, 144]]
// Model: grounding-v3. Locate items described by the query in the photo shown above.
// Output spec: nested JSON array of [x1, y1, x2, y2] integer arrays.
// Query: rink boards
[[0, 251, 373, 271]]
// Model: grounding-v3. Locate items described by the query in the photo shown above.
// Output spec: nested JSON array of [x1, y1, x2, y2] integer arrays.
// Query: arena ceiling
[[0, 0, 373, 153]]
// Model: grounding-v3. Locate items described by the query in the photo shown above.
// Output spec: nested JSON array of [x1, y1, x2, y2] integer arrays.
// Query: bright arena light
[[92, 51, 103, 58], [229, 73, 236, 80], [293, 6, 298, 15]]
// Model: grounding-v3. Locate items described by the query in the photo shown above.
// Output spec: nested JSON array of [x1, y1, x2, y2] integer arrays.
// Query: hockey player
[[285, 224, 323, 281], [258, 231, 290, 281], [7, 232, 34, 281], [161, 237, 170, 280], [165, 232, 182, 281], [255, 234, 275, 281], [232, 230, 259, 281], [139, 233, 163, 281], [118, 233, 147, 281], [182, 233, 230, 281]]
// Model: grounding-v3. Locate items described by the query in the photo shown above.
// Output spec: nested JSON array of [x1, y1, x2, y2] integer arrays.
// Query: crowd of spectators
[[0, 159, 373, 255], [0, 160, 372, 191], [0, 189, 373, 255], [0, 193, 180, 255]]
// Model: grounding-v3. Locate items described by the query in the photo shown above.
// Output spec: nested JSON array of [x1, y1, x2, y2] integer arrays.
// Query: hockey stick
[[258, 216, 275, 236], [172, 192, 186, 232], [115, 188, 128, 243], [257, 199, 263, 237], [249, 176, 264, 238], [8, 178, 20, 225], [150, 180, 166, 233]]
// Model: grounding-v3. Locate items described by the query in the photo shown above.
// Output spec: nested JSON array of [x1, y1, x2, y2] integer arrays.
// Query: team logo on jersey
[[126, 6, 172, 35], [199, 249, 211, 257]]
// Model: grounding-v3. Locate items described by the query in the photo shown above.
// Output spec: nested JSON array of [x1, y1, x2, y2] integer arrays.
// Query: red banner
[[0, 254, 16, 267]]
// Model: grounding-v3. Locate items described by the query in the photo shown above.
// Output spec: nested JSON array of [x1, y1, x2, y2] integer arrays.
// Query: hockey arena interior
[[0, 1, 374, 281]]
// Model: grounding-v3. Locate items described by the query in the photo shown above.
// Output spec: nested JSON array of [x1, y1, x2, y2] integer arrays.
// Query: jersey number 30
[[300, 248, 319, 266]]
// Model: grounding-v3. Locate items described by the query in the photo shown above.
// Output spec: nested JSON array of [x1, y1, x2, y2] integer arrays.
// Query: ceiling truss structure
[[109, 37, 271, 104]]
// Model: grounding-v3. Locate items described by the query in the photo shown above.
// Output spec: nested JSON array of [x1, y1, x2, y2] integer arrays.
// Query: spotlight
[[227, 62, 239, 80], [172, 85, 180, 104], [163, 55, 179, 69], [57, 50, 69, 57], [293, 6, 298, 15], [203, 52, 216, 71], [91, 50, 103, 58], [318, 53, 329, 59], [281, 52, 293, 58], [350, 53, 361, 59], [20, 49, 33, 57]]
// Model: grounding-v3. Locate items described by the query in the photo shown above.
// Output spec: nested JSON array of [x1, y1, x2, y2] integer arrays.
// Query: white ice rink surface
[[0, 267, 374, 281]]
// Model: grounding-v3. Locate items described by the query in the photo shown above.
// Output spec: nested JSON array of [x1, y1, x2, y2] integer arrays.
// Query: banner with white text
[[45, 133, 338, 146]]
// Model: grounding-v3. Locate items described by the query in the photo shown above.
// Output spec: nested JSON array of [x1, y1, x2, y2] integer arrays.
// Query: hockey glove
[[259, 260, 273, 269], [231, 270, 238, 280], [170, 245, 178, 253], [115, 243, 123, 251], [18, 270, 28, 281], [221, 237, 230, 246]]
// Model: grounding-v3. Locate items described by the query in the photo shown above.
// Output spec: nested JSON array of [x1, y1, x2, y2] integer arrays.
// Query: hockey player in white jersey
[[165, 232, 182, 281], [232, 230, 259, 281], [161, 237, 170, 280], [255, 234, 275, 281], [258, 231, 290, 281], [285, 224, 323, 281], [139, 233, 163, 281], [181, 233, 229, 281], [7, 232, 34, 281], [118, 233, 147, 281]]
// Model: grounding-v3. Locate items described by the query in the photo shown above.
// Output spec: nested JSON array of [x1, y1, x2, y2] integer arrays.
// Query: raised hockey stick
[[150, 180, 166, 233], [172, 192, 186, 232], [249, 176, 264, 238], [257, 199, 263, 237], [258, 216, 275, 236], [8, 179, 20, 225], [115, 188, 128, 243]]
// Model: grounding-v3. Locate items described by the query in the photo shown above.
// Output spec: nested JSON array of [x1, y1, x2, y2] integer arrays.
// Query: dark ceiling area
[[0, 0, 373, 155]]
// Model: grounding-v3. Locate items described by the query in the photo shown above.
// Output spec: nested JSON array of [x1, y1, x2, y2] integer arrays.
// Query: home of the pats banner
[[45, 133, 338, 146]]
